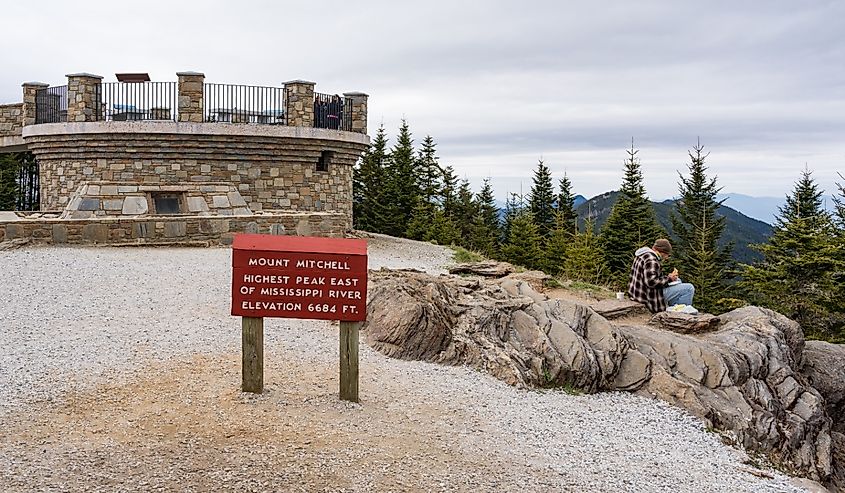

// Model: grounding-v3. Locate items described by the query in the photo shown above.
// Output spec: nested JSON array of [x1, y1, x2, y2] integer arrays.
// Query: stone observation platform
[[0, 71, 369, 246]]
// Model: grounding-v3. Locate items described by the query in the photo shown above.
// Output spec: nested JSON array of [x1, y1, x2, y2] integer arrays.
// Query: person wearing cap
[[627, 238, 695, 312]]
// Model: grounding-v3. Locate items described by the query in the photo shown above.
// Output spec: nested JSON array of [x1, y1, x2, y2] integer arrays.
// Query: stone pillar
[[21, 82, 49, 126], [177, 71, 204, 123], [66, 73, 103, 122], [343, 92, 369, 134], [283, 80, 315, 127]]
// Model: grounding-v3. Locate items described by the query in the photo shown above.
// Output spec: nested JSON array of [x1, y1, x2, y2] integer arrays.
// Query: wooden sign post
[[231, 234, 368, 402]]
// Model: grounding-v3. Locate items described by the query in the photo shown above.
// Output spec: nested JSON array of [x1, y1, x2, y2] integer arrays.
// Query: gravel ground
[[0, 233, 809, 492]]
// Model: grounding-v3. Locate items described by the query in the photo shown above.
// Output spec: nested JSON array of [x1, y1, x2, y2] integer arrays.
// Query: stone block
[[109, 163, 126, 171], [118, 186, 139, 193], [227, 192, 247, 207], [103, 199, 123, 211], [82, 224, 109, 243], [101, 185, 118, 195], [244, 221, 260, 234], [79, 198, 99, 211], [5, 224, 20, 240], [132, 222, 154, 238], [269, 223, 286, 235], [122, 197, 149, 215], [295, 219, 312, 236], [212, 195, 230, 208], [52, 224, 68, 243], [70, 211, 93, 219], [164, 221, 187, 238], [187, 196, 209, 212], [233, 207, 251, 216], [227, 163, 238, 171], [199, 218, 229, 234], [200, 164, 212, 173]]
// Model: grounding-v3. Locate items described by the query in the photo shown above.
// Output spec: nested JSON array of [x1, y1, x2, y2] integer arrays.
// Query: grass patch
[[562, 279, 616, 299], [451, 246, 486, 263]]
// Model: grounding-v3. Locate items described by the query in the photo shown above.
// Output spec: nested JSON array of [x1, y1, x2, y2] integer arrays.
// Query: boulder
[[448, 261, 515, 277], [363, 269, 841, 485], [648, 311, 721, 334]]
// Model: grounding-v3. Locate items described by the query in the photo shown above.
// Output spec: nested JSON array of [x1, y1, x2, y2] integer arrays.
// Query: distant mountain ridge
[[576, 191, 773, 264]]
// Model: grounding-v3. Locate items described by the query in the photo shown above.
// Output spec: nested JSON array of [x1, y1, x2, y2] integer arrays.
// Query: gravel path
[[0, 234, 809, 492]]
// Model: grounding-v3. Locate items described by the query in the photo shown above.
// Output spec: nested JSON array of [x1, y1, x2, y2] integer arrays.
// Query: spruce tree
[[501, 210, 543, 270], [739, 168, 840, 338], [406, 200, 435, 240], [529, 159, 556, 239], [454, 179, 478, 242], [0, 153, 19, 211], [440, 165, 459, 218], [543, 212, 572, 275], [471, 178, 501, 257], [352, 125, 389, 232], [416, 135, 442, 206], [424, 209, 461, 246], [381, 120, 419, 237], [556, 173, 578, 236], [564, 218, 609, 285], [671, 141, 732, 312], [599, 140, 665, 286], [833, 174, 845, 231], [501, 192, 525, 245]]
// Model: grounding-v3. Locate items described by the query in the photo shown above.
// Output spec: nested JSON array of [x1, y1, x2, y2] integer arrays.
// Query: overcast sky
[[2, 0, 843, 201]]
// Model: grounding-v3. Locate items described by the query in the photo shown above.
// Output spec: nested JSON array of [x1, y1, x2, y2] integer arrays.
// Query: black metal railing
[[313, 92, 351, 131], [98, 81, 178, 121], [35, 85, 68, 124], [203, 84, 287, 124]]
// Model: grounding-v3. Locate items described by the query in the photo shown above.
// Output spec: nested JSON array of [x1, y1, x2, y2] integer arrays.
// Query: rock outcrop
[[363, 269, 843, 487]]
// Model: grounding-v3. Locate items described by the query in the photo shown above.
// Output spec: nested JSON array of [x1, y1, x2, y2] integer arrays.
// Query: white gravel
[[0, 233, 809, 492]]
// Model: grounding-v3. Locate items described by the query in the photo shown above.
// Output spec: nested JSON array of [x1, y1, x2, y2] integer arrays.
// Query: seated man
[[627, 238, 695, 313]]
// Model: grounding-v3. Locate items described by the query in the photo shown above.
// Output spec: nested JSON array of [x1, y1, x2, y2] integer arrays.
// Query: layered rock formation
[[363, 268, 845, 488]]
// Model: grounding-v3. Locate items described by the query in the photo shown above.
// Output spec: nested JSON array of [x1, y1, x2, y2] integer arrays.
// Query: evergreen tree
[[501, 192, 525, 245], [0, 153, 19, 210], [352, 125, 389, 232], [381, 120, 419, 237], [471, 178, 501, 257], [415, 135, 442, 206], [670, 141, 732, 312], [424, 209, 461, 246], [529, 159, 556, 239], [440, 165, 459, 218], [563, 218, 609, 285], [500, 210, 543, 270], [833, 173, 845, 231], [543, 212, 571, 275], [739, 168, 841, 338], [600, 139, 665, 286], [406, 201, 435, 241], [454, 179, 478, 242], [555, 173, 578, 236]]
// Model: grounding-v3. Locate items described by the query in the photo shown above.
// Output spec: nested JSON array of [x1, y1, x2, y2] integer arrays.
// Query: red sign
[[231, 234, 368, 321]]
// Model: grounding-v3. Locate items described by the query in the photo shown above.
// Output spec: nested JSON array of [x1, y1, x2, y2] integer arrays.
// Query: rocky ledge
[[363, 268, 845, 489]]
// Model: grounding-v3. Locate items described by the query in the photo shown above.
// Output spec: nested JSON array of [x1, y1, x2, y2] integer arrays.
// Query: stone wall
[[67, 74, 103, 123], [0, 103, 22, 137], [60, 181, 251, 219], [24, 123, 368, 230], [0, 211, 347, 246]]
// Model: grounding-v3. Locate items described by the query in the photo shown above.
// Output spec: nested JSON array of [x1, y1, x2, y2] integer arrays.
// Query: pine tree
[[600, 139, 665, 286], [501, 210, 543, 270], [381, 120, 419, 237], [564, 218, 609, 285], [416, 135, 442, 206], [555, 173, 578, 236], [352, 125, 389, 232], [440, 165, 459, 218], [543, 212, 571, 275], [739, 168, 841, 338], [0, 153, 19, 210], [529, 159, 556, 239], [471, 178, 501, 257], [453, 179, 478, 242], [424, 209, 461, 246], [670, 140, 732, 312]]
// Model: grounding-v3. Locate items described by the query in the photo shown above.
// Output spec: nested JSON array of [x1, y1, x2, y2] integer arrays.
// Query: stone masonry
[[177, 72, 204, 123], [67, 73, 103, 122], [22, 82, 49, 127], [343, 92, 368, 134], [0, 104, 22, 137], [283, 80, 315, 127]]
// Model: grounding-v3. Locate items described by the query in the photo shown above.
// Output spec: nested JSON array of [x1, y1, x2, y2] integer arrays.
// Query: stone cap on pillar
[[22, 82, 49, 88], [65, 73, 104, 79], [176, 71, 205, 77], [343, 92, 369, 97], [283, 80, 316, 86]]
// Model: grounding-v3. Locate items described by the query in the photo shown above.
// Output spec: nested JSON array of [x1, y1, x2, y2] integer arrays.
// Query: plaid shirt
[[627, 248, 671, 313]]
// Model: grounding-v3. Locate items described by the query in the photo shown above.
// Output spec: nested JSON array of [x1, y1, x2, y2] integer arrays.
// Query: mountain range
[[575, 191, 772, 264]]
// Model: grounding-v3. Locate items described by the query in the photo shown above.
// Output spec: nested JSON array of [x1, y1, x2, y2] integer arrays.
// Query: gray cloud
[[1, 0, 843, 201]]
